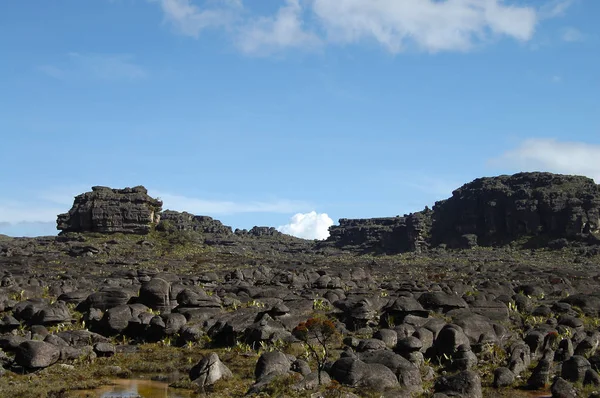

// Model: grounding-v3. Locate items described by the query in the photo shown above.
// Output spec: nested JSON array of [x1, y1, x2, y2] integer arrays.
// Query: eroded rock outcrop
[[158, 211, 232, 235], [326, 209, 433, 254], [432, 172, 600, 247], [327, 172, 600, 253], [57, 186, 162, 234]]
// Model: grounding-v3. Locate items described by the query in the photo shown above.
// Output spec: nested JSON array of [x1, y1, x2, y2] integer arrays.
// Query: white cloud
[[39, 53, 147, 81], [146, 0, 574, 54], [152, 191, 310, 215], [154, 0, 240, 37], [551, 75, 562, 83], [311, 0, 537, 53], [489, 139, 600, 182], [237, 0, 320, 55], [561, 26, 585, 42], [277, 211, 333, 240]]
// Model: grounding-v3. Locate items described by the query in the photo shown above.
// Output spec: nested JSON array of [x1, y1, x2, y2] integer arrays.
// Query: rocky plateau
[[1, 172, 600, 398]]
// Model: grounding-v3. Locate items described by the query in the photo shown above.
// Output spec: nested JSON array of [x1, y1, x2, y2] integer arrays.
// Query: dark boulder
[[434, 370, 482, 398], [93, 342, 116, 357], [139, 278, 173, 312], [15, 341, 60, 369], [189, 352, 233, 388], [329, 357, 399, 390], [493, 367, 515, 388], [561, 355, 591, 383], [254, 351, 293, 381], [551, 377, 577, 398], [78, 288, 133, 311]]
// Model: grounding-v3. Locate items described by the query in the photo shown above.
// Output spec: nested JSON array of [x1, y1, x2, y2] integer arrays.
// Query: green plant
[[312, 298, 331, 311], [10, 289, 26, 302], [385, 314, 396, 328], [293, 317, 340, 386], [246, 299, 266, 308]]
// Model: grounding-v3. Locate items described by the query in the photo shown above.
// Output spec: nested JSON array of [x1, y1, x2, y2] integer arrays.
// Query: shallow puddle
[[68, 379, 195, 398]]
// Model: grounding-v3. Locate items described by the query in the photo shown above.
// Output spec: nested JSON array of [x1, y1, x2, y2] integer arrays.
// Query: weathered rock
[[359, 350, 422, 390], [551, 377, 578, 398], [93, 342, 115, 357], [418, 292, 468, 312], [493, 367, 515, 388], [189, 353, 233, 388], [432, 172, 600, 247], [57, 186, 162, 234], [326, 210, 432, 254], [254, 351, 293, 381], [453, 344, 478, 371], [159, 211, 232, 235], [561, 355, 591, 383], [138, 278, 173, 312], [329, 357, 399, 390], [31, 302, 72, 325], [78, 288, 133, 311], [16, 340, 60, 369], [435, 370, 482, 398], [433, 324, 471, 357], [96, 304, 149, 335], [527, 349, 554, 389]]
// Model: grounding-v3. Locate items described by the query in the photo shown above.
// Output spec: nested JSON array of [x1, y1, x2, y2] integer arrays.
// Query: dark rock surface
[[432, 172, 600, 247], [158, 211, 232, 235], [57, 186, 162, 234], [327, 172, 600, 253], [326, 210, 432, 254], [2, 172, 600, 396]]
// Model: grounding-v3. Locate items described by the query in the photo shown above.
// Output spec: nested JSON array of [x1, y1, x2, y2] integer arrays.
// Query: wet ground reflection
[[69, 379, 195, 398]]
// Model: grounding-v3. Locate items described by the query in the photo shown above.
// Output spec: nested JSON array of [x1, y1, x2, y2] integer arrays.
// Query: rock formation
[[57, 186, 162, 234], [326, 209, 432, 254], [327, 172, 600, 253], [432, 172, 600, 247], [235, 226, 285, 238], [158, 211, 232, 235]]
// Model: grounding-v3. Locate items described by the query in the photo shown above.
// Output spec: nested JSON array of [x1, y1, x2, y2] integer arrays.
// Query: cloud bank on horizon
[[152, 0, 570, 55]]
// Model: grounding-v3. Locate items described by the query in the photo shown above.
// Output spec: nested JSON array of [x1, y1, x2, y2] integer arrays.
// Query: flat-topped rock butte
[[1, 171, 600, 398]]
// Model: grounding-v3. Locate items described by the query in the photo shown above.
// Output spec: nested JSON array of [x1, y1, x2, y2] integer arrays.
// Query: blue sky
[[1, 0, 599, 238]]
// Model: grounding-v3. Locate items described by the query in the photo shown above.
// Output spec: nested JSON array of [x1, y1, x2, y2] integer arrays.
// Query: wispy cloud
[[561, 26, 585, 42], [37, 65, 65, 79], [0, 185, 90, 225], [489, 138, 600, 183], [311, 0, 537, 53], [153, 0, 240, 37], [39, 53, 147, 81], [146, 0, 576, 55], [152, 191, 310, 215], [539, 0, 575, 19], [237, 0, 320, 55], [0, 201, 64, 224]]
